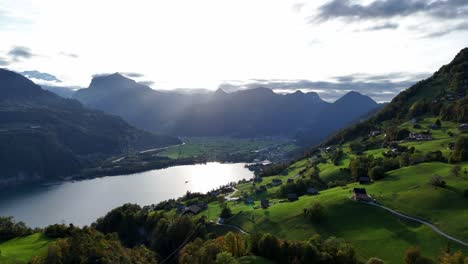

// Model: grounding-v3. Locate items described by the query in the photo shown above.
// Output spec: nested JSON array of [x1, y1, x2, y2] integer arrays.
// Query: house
[[272, 179, 282, 186], [448, 142, 455, 150], [352, 188, 372, 202], [256, 186, 267, 194], [459, 124, 468, 132], [254, 177, 263, 183], [198, 201, 208, 210], [260, 199, 270, 209], [307, 187, 318, 195], [408, 132, 433, 141], [176, 203, 186, 213], [287, 193, 298, 202], [359, 176, 371, 184], [184, 204, 202, 215]]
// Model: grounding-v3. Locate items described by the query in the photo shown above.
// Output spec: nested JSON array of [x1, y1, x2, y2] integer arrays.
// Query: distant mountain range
[[0, 69, 180, 187], [72, 74, 382, 145]]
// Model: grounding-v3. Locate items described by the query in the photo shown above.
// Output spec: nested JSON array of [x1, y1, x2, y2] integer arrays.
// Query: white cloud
[[0, 0, 466, 102]]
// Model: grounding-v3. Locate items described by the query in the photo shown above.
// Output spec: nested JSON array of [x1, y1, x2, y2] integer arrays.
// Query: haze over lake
[[0, 162, 253, 227]]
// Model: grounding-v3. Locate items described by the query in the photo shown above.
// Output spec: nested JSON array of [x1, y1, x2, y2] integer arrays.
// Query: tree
[[464, 189, 468, 198], [451, 165, 462, 177], [369, 165, 385, 180], [215, 252, 238, 264], [404, 247, 422, 264], [404, 247, 433, 264], [257, 234, 280, 260], [430, 175, 446, 188], [305, 203, 327, 222], [367, 257, 385, 264], [435, 119, 442, 128], [439, 250, 465, 264], [220, 205, 232, 219]]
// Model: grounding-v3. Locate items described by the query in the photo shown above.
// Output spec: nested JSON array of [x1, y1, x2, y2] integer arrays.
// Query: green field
[[157, 137, 298, 160], [200, 118, 468, 263], [0, 233, 53, 263]]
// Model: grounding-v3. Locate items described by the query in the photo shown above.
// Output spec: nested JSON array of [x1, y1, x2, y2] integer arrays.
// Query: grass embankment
[[0, 233, 53, 263]]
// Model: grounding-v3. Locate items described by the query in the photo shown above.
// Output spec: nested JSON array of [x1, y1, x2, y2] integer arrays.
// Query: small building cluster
[[177, 201, 208, 215], [459, 124, 468, 132], [352, 188, 373, 202], [408, 132, 433, 141]]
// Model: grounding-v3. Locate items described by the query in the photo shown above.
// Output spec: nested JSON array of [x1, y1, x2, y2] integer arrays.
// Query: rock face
[[0, 69, 181, 187]]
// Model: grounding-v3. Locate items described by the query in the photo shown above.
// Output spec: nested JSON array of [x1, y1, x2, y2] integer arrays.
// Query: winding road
[[362, 201, 468, 247]]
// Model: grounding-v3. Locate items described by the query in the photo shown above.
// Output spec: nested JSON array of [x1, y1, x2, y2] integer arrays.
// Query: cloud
[[138, 80, 154, 86], [60, 52, 79, 58], [20, 70, 61, 83], [7, 46, 34, 61], [122, 72, 144, 78], [424, 21, 468, 38], [312, 0, 468, 22], [219, 72, 431, 102], [362, 22, 399, 31], [0, 57, 9, 66]]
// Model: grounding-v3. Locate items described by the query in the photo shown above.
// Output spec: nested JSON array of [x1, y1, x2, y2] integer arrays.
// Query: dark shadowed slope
[[0, 69, 180, 187]]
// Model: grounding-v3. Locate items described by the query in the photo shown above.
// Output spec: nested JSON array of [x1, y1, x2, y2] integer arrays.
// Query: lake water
[[0, 162, 253, 227]]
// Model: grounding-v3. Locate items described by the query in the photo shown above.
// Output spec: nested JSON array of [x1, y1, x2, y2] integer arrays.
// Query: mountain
[[74, 74, 381, 144], [294, 91, 380, 145], [74, 73, 205, 132], [322, 47, 468, 147], [41, 85, 77, 98], [0, 69, 181, 187]]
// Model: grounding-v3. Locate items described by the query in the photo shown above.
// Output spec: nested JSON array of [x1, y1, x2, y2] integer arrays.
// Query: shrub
[[305, 203, 326, 222], [369, 165, 385, 180], [220, 206, 233, 219], [430, 175, 446, 188], [367, 257, 385, 264]]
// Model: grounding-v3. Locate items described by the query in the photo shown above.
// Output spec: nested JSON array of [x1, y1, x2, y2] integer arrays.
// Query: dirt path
[[362, 201, 468, 247]]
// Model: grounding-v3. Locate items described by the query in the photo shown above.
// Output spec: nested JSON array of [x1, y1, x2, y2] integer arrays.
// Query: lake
[[0, 162, 253, 227]]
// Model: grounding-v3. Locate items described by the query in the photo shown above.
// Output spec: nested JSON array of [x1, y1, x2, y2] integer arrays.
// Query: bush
[[0, 216, 33, 241], [369, 165, 385, 180], [220, 206, 233, 219], [464, 189, 468, 198], [367, 257, 385, 264], [305, 203, 326, 222], [430, 175, 446, 188]]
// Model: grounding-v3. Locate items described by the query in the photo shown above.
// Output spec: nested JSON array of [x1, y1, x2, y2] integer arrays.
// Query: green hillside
[[0, 233, 52, 263]]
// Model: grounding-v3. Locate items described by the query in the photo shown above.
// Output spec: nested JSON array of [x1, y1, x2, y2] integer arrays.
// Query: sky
[[0, 0, 467, 102]]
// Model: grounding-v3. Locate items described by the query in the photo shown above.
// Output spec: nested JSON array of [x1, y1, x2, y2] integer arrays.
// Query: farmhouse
[[408, 132, 433, 141], [256, 186, 267, 194], [184, 204, 202, 215], [307, 187, 318, 195], [459, 124, 468, 131], [359, 176, 371, 184], [272, 179, 282, 186], [352, 188, 372, 202], [261, 199, 270, 209], [288, 193, 298, 202]]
